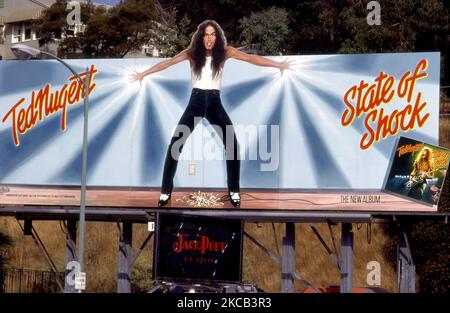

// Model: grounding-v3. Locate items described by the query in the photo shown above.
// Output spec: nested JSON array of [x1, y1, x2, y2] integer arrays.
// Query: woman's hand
[[279, 59, 294, 75], [129, 50, 189, 86], [130, 71, 146, 85]]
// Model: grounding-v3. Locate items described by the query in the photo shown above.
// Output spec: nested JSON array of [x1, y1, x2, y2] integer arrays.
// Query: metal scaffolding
[[1, 204, 446, 293]]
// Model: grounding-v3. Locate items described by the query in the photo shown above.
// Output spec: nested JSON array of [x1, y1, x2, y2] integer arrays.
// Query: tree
[[0, 232, 12, 292], [337, 0, 449, 95], [410, 219, 450, 292], [36, 0, 163, 58], [94, 0, 160, 58], [158, 0, 277, 46], [58, 3, 107, 57], [239, 7, 289, 55], [33, 0, 72, 47], [34, 0, 98, 54], [147, 9, 192, 57]]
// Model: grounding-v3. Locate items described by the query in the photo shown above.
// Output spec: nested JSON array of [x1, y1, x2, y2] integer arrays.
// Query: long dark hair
[[187, 20, 227, 78]]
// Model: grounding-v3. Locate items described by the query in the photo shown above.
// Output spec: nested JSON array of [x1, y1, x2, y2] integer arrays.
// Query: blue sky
[[94, 0, 121, 5]]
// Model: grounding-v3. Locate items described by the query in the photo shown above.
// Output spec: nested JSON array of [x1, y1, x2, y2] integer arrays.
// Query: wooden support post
[[340, 223, 353, 293], [117, 222, 133, 293], [398, 227, 415, 293], [281, 222, 295, 293]]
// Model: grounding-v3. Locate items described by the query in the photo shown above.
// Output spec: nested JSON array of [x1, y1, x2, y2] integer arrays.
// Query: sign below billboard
[[153, 214, 243, 283]]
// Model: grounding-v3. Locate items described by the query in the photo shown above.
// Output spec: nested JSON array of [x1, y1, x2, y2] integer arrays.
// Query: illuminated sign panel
[[154, 214, 243, 283]]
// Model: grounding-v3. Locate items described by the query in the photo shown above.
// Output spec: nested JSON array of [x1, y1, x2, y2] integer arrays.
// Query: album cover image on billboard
[[154, 214, 243, 283], [384, 137, 450, 206]]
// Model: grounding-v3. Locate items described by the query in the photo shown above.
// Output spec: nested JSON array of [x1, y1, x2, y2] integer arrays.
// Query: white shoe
[[158, 193, 171, 207], [159, 194, 170, 201], [229, 192, 240, 207]]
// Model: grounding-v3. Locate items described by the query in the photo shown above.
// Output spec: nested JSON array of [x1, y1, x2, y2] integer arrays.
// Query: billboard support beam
[[130, 232, 153, 268], [340, 223, 353, 293], [281, 222, 295, 293], [398, 226, 415, 293], [244, 231, 281, 265], [64, 220, 77, 293], [245, 230, 318, 292], [15, 218, 64, 292], [117, 222, 133, 293], [309, 224, 341, 269]]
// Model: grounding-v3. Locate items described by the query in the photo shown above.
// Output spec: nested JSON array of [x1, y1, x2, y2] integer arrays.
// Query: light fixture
[[11, 43, 90, 293]]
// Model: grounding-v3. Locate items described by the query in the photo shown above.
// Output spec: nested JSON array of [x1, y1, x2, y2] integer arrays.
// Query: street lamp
[[11, 43, 89, 292]]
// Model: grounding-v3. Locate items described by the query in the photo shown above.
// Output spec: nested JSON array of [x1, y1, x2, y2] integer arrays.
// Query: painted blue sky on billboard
[[0, 53, 440, 189]]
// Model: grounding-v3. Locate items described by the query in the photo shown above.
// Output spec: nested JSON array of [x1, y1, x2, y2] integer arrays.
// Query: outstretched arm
[[130, 49, 190, 84], [225, 46, 291, 72]]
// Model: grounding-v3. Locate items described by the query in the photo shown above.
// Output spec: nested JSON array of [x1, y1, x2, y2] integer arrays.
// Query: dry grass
[[0, 218, 153, 293], [1, 218, 397, 292], [243, 222, 397, 292]]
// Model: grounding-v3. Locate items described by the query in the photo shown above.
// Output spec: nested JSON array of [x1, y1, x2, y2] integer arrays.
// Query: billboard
[[384, 137, 450, 206], [0, 52, 440, 190], [153, 213, 243, 283]]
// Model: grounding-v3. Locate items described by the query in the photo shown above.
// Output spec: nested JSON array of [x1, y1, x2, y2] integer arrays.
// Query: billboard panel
[[0, 53, 440, 191]]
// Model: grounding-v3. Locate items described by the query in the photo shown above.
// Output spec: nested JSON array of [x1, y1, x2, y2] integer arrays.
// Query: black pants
[[161, 88, 240, 194]]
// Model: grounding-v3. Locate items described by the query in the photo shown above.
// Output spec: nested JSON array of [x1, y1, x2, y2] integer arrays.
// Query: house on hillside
[[0, 0, 111, 60], [0, 0, 60, 60]]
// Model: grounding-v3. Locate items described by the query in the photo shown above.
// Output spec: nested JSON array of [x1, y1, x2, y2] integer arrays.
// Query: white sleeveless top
[[191, 56, 223, 90]]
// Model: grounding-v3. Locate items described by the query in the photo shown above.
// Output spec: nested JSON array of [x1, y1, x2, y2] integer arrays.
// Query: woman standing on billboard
[[131, 20, 290, 208]]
